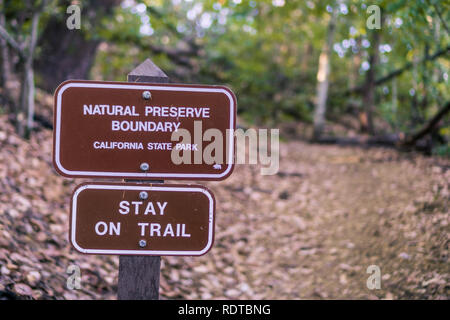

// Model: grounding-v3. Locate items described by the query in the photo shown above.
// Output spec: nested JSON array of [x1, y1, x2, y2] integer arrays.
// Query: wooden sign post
[[118, 59, 168, 300], [52, 58, 236, 300]]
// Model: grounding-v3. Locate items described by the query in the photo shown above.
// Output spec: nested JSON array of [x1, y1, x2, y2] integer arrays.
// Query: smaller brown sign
[[70, 183, 215, 256]]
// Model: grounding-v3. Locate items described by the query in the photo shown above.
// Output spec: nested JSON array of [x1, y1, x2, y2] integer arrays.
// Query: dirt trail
[[170, 141, 449, 299], [0, 118, 448, 299]]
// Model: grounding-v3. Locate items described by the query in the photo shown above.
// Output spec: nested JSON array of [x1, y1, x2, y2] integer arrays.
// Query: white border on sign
[[71, 184, 214, 256], [54, 82, 235, 178]]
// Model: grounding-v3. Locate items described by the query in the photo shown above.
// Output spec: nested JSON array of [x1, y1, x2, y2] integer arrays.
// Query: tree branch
[[146, 43, 194, 68], [342, 45, 450, 96], [0, 24, 25, 58], [28, 7, 41, 57], [402, 101, 450, 146], [107, 31, 198, 68], [431, 1, 449, 35]]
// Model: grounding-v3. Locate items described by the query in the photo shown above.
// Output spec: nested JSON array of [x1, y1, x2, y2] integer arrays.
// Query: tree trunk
[[25, 8, 40, 137], [361, 27, 381, 134], [35, 18, 100, 92], [17, 5, 40, 138], [25, 60, 34, 137], [0, 0, 11, 88], [349, 37, 361, 90], [17, 67, 27, 137], [410, 53, 421, 127], [392, 77, 398, 130], [0, 0, 14, 115], [312, 6, 338, 140], [300, 43, 313, 72], [35, 0, 121, 92]]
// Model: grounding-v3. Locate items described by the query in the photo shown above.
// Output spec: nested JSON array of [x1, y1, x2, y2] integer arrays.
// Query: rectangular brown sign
[[53, 80, 236, 180], [70, 183, 215, 256]]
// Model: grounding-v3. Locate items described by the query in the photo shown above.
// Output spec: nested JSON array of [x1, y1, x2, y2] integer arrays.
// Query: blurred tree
[[35, 0, 121, 92], [360, 12, 382, 134], [313, 1, 340, 140], [0, 0, 447, 151], [0, 0, 48, 137]]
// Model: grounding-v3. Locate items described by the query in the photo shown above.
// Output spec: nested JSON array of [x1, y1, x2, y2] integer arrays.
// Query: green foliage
[[3, 0, 449, 139], [432, 143, 450, 158], [82, 0, 450, 133]]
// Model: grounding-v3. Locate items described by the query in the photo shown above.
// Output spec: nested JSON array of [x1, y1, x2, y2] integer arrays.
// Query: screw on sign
[[142, 90, 151, 100], [53, 58, 237, 300], [139, 191, 148, 200]]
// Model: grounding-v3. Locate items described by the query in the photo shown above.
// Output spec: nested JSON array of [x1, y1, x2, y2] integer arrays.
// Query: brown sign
[[53, 80, 236, 180], [70, 183, 215, 256]]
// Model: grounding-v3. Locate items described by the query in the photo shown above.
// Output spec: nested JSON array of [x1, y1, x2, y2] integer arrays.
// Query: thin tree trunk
[[25, 61, 34, 137], [16, 4, 41, 137], [0, 0, 45, 137], [300, 43, 312, 72], [392, 77, 397, 130], [17, 70, 27, 137], [361, 26, 381, 134], [0, 0, 11, 88], [312, 5, 339, 140], [0, 0, 15, 118], [349, 37, 361, 90], [419, 45, 430, 120], [0, 38, 10, 88], [433, 19, 441, 83], [432, 2, 449, 35], [23, 8, 40, 137]]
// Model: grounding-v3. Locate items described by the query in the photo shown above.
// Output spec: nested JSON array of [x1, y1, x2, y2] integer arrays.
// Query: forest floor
[[0, 112, 448, 299]]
